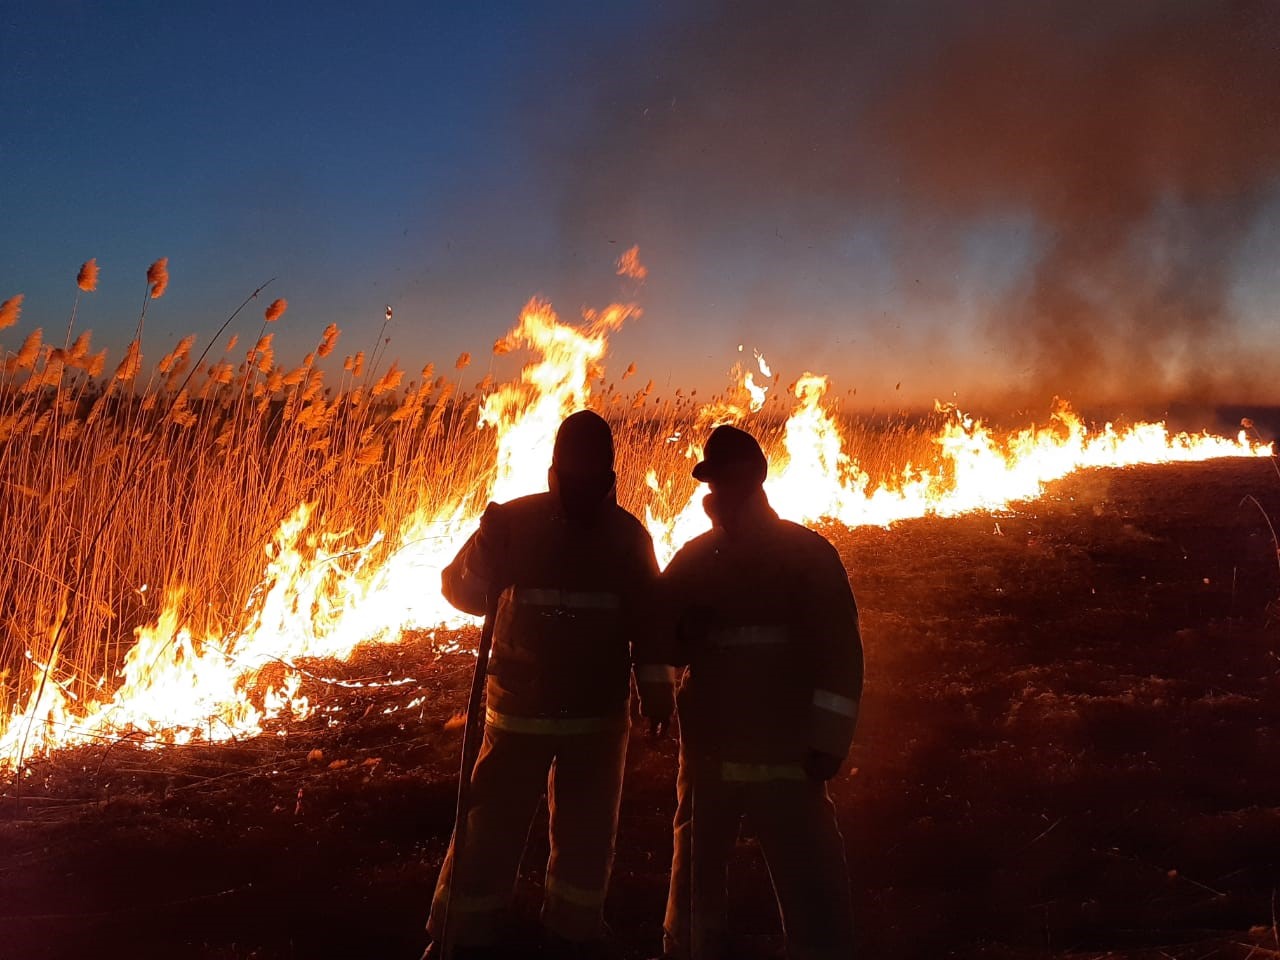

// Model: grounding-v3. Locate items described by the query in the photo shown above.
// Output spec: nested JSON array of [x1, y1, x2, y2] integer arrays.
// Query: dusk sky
[[3, 1, 1278, 411]]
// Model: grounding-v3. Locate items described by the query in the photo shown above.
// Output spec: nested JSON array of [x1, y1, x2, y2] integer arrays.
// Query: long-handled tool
[[438, 590, 500, 960]]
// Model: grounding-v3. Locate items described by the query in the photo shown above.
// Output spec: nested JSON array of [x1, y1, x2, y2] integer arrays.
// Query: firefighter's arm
[[657, 546, 707, 669], [805, 542, 864, 766], [630, 532, 676, 730], [440, 501, 507, 617]]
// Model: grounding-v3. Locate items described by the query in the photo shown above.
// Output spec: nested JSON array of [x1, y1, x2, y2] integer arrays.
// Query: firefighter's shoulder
[[666, 528, 718, 568], [471, 494, 553, 546], [485, 492, 553, 523], [604, 499, 648, 532], [773, 517, 845, 567], [605, 500, 655, 544]]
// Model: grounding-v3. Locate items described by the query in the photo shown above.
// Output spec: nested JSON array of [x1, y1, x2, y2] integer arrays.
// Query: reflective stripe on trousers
[[543, 874, 609, 940], [427, 720, 628, 946], [485, 706, 625, 736]]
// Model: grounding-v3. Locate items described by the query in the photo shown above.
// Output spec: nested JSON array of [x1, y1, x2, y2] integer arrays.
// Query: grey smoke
[[552, 0, 1280, 406]]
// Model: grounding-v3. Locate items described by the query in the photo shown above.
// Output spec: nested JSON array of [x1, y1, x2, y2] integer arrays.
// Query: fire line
[[0, 297, 1272, 772]]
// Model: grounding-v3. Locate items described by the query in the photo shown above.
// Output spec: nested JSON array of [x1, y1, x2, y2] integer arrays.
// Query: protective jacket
[[662, 498, 863, 771], [429, 490, 666, 947], [442, 491, 666, 725]]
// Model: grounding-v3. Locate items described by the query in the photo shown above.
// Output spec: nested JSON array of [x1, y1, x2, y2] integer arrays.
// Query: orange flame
[[0, 287, 1272, 770], [646, 374, 1271, 566], [482, 299, 636, 504], [0, 296, 641, 766]]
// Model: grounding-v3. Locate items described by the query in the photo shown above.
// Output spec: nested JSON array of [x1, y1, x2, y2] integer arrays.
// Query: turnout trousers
[[662, 736, 855, 960], [427, 712, 629, 946]]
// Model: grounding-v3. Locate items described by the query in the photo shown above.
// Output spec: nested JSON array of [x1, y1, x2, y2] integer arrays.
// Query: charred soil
[[3, 459, 1280, 960]]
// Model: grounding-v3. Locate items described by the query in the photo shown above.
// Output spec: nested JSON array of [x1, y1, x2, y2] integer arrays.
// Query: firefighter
[[423, 410, 674, 960], [657, 424, 863, 960]]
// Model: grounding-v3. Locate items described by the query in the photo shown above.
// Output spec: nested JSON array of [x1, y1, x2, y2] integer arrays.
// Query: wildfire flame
[[483, 299, 636, 504], [0, 288, 1272, 771]]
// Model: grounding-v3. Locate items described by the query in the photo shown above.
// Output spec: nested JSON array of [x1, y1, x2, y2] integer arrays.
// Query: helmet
[[551, 411, 616, 522], [552, 410, 614, 476], [692, 425, 768, 487]]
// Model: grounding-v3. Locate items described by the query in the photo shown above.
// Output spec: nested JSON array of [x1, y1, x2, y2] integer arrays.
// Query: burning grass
[[0, 257, 1272, 777]]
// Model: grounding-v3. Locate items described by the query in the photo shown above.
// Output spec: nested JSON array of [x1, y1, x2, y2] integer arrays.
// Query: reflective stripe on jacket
[[442, 492, 662, 718], [662, 499, 863, 764]]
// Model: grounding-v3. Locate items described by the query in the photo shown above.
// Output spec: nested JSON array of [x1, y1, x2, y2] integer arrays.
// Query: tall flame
[[483, 299, 635, 504]]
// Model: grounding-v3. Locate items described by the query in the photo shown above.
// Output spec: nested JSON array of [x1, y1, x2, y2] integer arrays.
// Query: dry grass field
[[2, 456, 1278, 960]]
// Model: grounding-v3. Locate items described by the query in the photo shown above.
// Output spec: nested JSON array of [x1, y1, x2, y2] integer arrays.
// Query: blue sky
[[3, 1, 1277, 411], [1, 3, 635, 369]]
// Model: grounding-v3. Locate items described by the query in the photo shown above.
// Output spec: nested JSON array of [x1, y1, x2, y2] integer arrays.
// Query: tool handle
[[439, 590, 500, 960]]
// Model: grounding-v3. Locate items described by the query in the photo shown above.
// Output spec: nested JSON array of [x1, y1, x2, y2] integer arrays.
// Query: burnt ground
[[3, 459, 1280, 960]]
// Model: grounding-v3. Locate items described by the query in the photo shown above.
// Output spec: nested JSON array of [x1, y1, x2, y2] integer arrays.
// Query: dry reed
[[77, 260, 99, 293], [0, 261, 940, 760], [0, 295, 23, 331], [147, 259, 169, 299]]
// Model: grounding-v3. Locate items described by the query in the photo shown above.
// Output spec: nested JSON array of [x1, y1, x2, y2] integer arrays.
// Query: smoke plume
[[558, 0, 1280, 407]]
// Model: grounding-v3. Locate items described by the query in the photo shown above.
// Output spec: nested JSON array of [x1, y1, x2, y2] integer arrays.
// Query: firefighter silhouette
[[657, 424, 863, 960], [424, 411, 674, 960]]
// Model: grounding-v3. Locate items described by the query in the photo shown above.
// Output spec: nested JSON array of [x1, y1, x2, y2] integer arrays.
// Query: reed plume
[[113, 340, 142, 381], [77, 260, 99, 293], [251, 334, 274, 373], [168, 390, 197, 428], [356, 439, 384, 465], [158, 334, 196, 375], [372, 362, 403, 397], [68, 331, 92, 365], [7, 328, 43, 374], [317, 323, 339, 358], [23, 358, 65, 393], [282, 361, 310, 388], [265, 298, 287, 323], [147, 259, 169, 299], [0, 295, 23, 330], [424, 381, 455, 436]]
